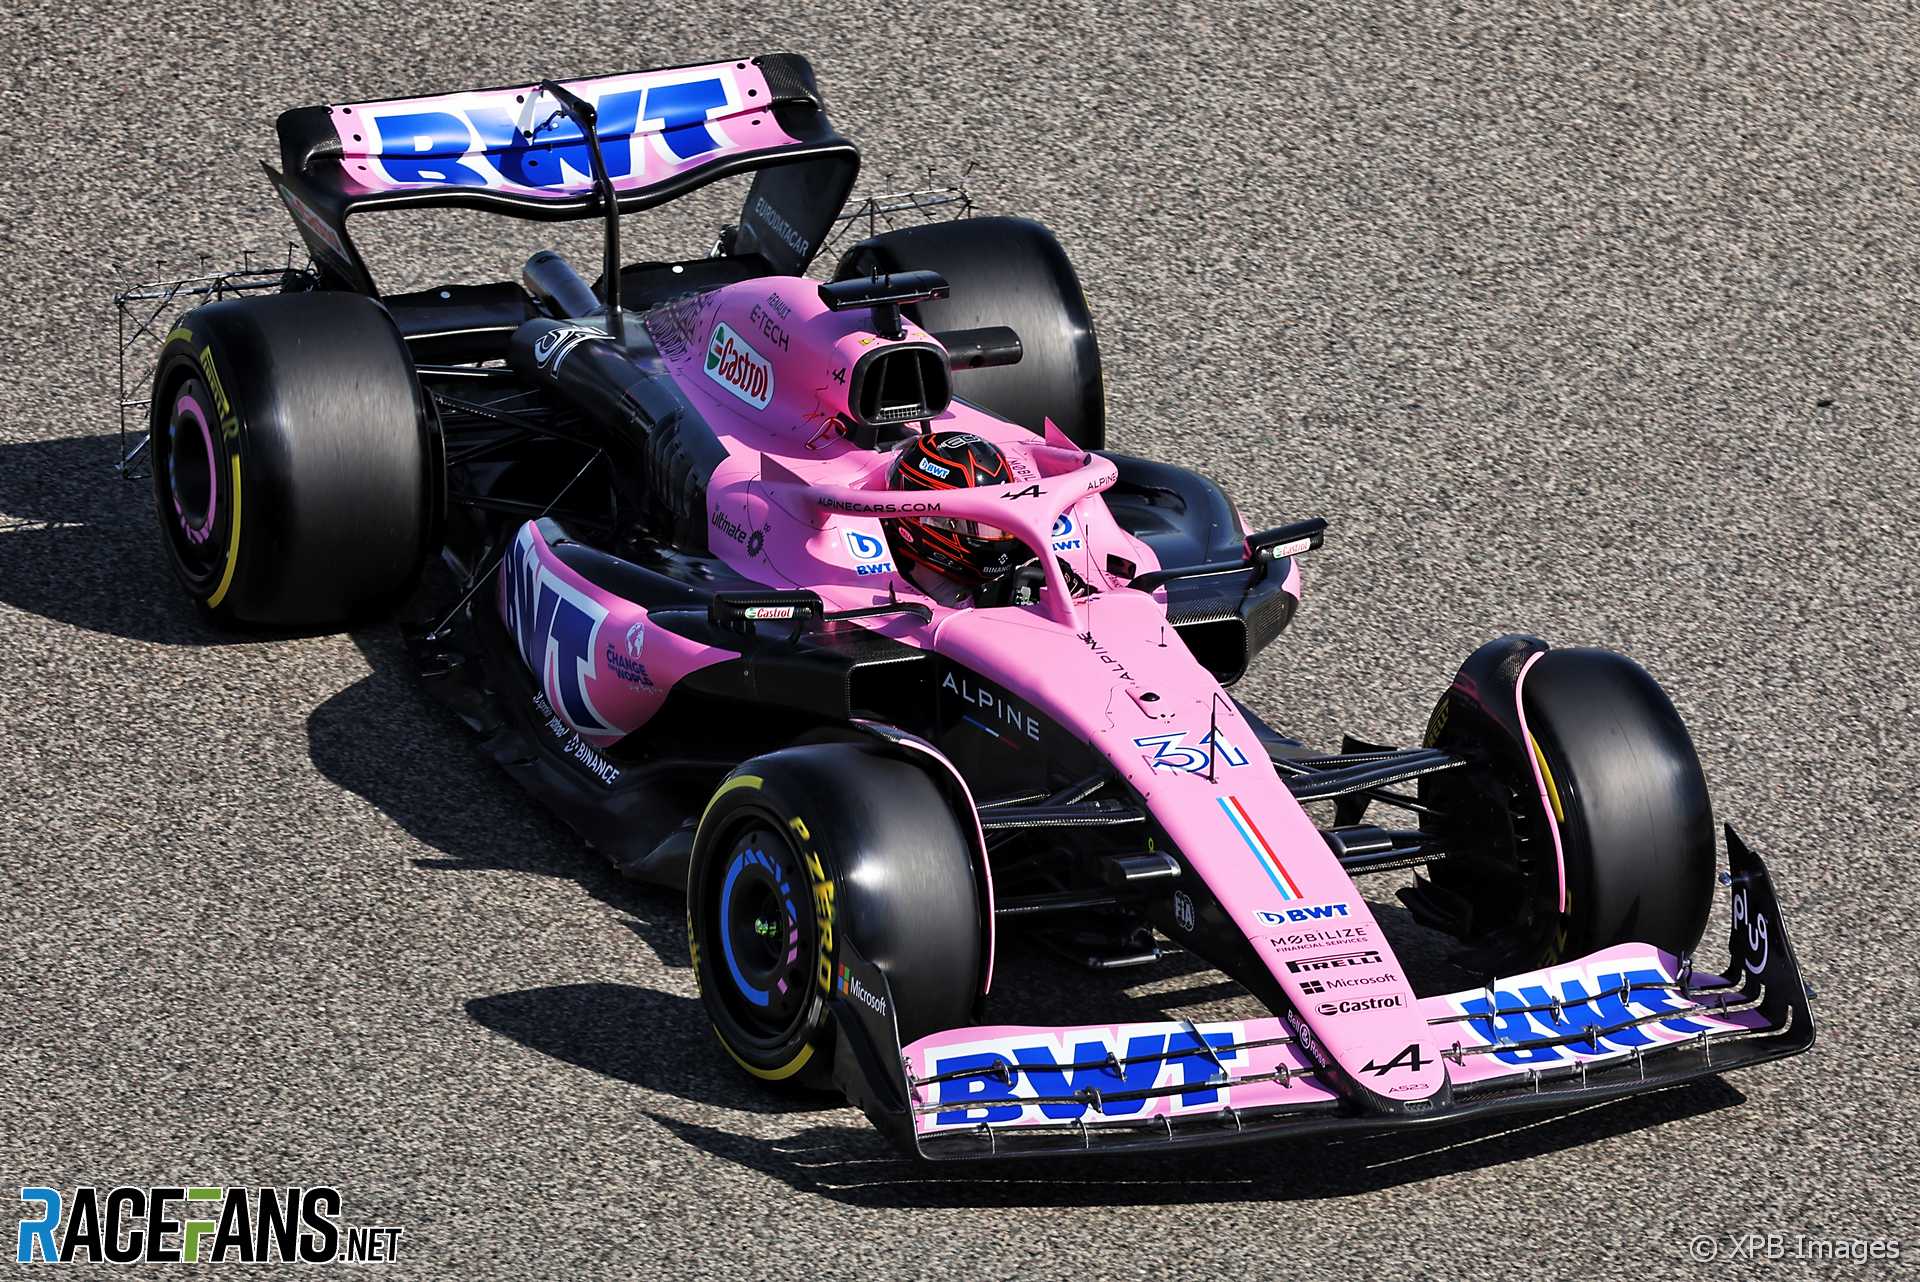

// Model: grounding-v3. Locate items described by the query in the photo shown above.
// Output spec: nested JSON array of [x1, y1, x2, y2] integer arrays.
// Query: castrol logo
[[704, 321, 773, 408]]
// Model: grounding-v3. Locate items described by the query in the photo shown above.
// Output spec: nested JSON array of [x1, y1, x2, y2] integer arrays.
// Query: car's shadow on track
[[465, 983, 827, 1118], [644, 1076, 1747, 1206], [460, 927, 1749, 1204], [0, 433, 273, 646], [307, 626, 699, 972], [460, 937, 1287, 1119]]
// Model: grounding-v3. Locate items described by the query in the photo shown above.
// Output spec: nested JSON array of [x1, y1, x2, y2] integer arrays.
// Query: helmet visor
[[921, 515, 1012, 540]]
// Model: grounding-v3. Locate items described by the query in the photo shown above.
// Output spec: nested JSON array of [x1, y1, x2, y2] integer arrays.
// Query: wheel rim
[[1421, 739, 1563, 966], [155, 376, 229, 587], [706, 822, 817, 1051]]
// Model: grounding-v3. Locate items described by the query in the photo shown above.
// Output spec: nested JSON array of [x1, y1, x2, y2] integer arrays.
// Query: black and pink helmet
[[886, 432, 1030, 586]]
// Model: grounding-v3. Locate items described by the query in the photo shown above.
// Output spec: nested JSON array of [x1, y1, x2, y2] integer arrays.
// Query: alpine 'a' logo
[[1361, 1043, 1430, 1076], [501, 525, 617, 736], [704, 321, 773, 408]]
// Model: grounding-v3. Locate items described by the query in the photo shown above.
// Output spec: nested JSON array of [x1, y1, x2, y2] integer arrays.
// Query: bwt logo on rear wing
[[268, 54, 860, 290], [331, 63, 794, 196]]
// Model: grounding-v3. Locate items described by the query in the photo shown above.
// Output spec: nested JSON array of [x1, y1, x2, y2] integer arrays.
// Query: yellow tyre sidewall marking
[[174, 338, 243, 612], [205, 455, 243, 609], [693, 773, 821, 1079], [716, 1035, 815, 1082], [1528, 733, 1566, 824], [696, 773, 762, 840]]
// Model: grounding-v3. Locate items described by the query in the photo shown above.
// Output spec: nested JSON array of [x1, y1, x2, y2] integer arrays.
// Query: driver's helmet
[[885, 431, 1031, 588]]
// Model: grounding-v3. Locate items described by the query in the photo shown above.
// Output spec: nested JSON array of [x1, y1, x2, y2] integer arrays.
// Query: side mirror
[[1248, 518, 1328, 562]]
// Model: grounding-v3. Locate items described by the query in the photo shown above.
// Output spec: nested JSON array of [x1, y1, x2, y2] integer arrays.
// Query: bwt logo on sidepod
[[1450, 956, 1727, 1066], [502, 525, 617, 736], [842, 529, 895, 576], [1050, 513, 1081, 551], [357, 73, 738, 190], [532, 323, 607, 371], [705, 321, 773, 408], [929, 1026, 1243, 1125]]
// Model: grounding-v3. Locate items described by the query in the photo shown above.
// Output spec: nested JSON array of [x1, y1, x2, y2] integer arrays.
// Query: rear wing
[[266, 53, 859, 293]]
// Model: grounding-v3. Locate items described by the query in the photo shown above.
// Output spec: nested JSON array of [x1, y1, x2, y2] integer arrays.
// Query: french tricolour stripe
[[1218, 795, 1301, 900]]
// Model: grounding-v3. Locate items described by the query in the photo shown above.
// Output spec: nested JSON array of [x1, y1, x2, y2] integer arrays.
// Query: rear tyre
[[835, 216, 1106, 449], [149, 291, 433, 628], [1421, 647, 1715, 972], [688, 745, 983, 1089]]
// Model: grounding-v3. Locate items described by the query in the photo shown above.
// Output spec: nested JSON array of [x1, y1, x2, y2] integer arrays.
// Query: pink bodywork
[[498, 521, 732, 755], [500, 273, 1590, 1106], [327, 60, 797, 198], [900, 946, 1766, 1134]]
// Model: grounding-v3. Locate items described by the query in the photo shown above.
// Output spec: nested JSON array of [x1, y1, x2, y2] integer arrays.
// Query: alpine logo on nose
[[705, 321, 773, 408]]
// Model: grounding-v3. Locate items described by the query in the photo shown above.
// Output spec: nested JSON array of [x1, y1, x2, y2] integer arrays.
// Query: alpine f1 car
[[135, 53, 1812, 1159]]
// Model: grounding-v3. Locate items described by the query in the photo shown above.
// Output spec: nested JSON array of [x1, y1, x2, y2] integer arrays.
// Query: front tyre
[[1421, 646, 1715, 972], [688, 745, 983, 1088]]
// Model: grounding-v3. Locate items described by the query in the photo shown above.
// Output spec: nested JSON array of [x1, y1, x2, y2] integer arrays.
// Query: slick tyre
[[149, 291, 434, 628], [1425, 647, 1715, 970], [835, 217, 1106, 449], [688, 745, 982, 1089]]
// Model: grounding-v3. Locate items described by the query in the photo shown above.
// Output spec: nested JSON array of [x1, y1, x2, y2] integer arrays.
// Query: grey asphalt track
[[3, 2, 1916, 1278]]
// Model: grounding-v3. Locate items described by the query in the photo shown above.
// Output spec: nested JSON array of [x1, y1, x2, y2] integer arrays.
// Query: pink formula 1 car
[[140, 54, 1811, 1158]]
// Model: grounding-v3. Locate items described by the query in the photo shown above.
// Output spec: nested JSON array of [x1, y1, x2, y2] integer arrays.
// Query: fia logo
[[1172, 890, 1195, 932]]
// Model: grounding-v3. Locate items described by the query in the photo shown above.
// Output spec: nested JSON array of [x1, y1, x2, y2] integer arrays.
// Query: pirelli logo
[[1286, 949, 1383, 973]]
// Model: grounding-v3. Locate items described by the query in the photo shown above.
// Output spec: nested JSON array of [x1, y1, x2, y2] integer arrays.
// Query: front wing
[[828, 826, 1812, 1160]]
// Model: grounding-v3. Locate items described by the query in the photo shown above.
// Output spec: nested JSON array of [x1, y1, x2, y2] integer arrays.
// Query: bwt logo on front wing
[[1450, 956, 1733, 1066], [15, 1186, 400, 1265], [928, 1027, 1243, 1125]]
